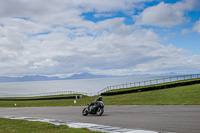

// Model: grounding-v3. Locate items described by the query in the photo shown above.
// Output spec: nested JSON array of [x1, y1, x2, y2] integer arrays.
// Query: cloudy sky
[[0, 0, 200, 78]]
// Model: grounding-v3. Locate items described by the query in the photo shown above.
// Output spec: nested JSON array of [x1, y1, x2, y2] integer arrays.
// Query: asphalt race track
[[0, 105, 200, 133]]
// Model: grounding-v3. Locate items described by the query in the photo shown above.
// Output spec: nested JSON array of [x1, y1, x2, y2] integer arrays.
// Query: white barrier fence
[[97, 74, 200, 94]]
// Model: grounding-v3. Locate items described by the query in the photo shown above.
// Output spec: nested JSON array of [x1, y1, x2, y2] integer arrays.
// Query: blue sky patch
[[28, 31, 52, 37], [81, 11, 134, 25]]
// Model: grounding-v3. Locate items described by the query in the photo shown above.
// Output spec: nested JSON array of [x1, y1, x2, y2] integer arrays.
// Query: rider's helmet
[[97, 96, 103, 101]]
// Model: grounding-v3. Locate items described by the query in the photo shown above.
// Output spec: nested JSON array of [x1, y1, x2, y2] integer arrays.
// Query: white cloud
[[135, 0, 198, 27], [30, 59, 58, 69], [193, 19, 200, 34], [0, 0, 200, 77], [181, 28, 191, 35]]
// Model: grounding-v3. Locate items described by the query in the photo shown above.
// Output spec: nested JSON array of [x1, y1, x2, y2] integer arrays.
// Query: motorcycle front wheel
[[82, 108, 89, 116], [96, 108, 104, 116]]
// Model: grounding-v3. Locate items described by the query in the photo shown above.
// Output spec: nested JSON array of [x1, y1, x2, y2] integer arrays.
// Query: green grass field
[[103, 83, 200, 105], [0, 118, 100, 133], [0, 83, 200, 107]]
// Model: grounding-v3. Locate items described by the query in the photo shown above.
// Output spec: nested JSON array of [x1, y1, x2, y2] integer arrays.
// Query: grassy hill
[[103, 83, 200, 105], [0, 82, 200, 107]]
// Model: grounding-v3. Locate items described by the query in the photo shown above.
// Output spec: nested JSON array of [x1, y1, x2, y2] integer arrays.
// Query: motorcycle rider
[[88, 96, 103, 112]]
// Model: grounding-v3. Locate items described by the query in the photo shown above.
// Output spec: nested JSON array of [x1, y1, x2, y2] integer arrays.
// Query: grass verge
[[0, 94, 99, 107], [0, 118, 101, 133]]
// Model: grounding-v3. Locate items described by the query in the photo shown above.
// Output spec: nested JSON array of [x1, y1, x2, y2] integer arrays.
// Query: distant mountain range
[[0, 72, 178, 82], [66, 72, 113, 79], [0, 75, 60, 82], [0, 73, 113, 82]]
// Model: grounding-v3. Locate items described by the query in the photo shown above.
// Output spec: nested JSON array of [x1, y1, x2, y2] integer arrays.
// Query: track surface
[[0, 105, 200, 133]]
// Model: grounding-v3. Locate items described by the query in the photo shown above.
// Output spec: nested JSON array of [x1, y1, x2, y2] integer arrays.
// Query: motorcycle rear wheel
[[82, 108, 89, 116]]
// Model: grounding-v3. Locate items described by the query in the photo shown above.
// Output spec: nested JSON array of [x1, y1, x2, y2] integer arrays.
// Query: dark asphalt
[[0, 105, 200, 133]]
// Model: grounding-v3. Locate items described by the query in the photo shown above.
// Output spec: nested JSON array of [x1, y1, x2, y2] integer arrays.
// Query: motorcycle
[[82, 101, 104, 116]]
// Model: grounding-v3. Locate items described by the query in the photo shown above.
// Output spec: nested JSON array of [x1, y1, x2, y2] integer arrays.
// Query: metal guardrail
[[97, 74, 200, 94], [0, 91, 89, 98], [1, 74, 199, 97]]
